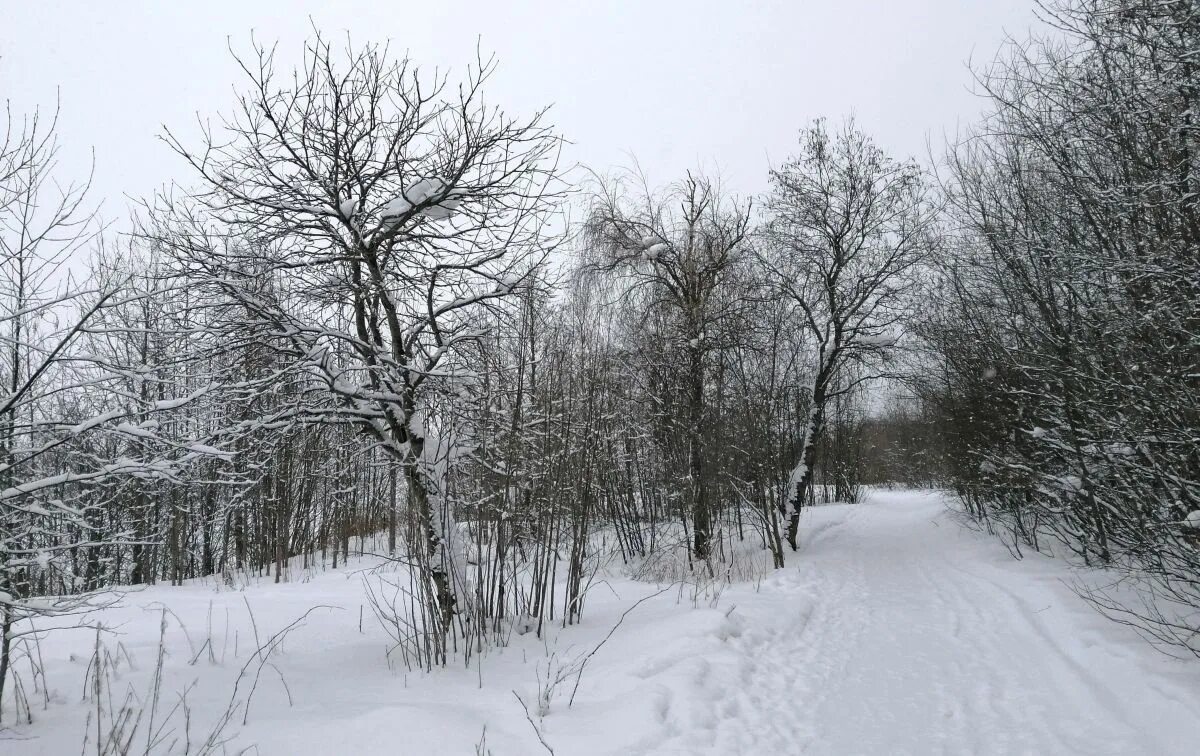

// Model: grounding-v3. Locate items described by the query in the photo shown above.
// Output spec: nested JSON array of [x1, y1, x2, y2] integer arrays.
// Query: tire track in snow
[[940, 552, 1168, 754]]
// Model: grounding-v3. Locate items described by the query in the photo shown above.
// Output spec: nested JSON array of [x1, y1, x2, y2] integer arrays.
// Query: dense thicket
[[918, 0, 1200, 651]]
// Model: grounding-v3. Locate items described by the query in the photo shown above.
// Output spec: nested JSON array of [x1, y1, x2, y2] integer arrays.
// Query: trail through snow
[[636, 489, 1200, 755], [6, 489, 1200, 754]]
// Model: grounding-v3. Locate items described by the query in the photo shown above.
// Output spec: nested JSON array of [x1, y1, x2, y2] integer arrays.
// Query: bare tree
[[0, 101, 210, 718], [149, 34, 566, 654], [762, 119, 936, 549], [585, 170, 751, 560]]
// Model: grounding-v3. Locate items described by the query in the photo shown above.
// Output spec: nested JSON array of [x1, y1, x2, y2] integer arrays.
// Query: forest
[[0, 0, 1198, 750]]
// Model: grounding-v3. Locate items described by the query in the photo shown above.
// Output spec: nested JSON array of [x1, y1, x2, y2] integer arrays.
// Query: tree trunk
[[688, 342, 712, 559], [0, 608, 11, 725], [404, 436, 456, 638], [387, 466, 398, 555], [785, 370, 831, 550]]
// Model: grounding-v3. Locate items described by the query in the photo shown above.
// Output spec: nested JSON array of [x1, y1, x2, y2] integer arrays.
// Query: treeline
[[917, 0, 1200, 650]]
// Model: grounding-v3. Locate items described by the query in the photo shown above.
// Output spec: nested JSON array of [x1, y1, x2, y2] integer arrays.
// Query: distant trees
[[574, 136, 934, 562], [857, 397, 944, 489]]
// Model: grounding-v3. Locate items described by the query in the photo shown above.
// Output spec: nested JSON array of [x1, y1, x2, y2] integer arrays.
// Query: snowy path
[[620, 489, 1200, 755], [7, 489, 1200, 754]]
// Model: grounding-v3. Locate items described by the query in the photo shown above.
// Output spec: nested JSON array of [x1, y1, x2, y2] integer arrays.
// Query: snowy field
[[4, 489, 1200, 755]]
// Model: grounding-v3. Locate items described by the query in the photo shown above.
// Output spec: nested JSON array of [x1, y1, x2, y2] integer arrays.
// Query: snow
[[152, 385, 212, 411], [68, 408, 124, 435], [644, 242, 667, 260], [379, 196, 412, 218], [417, 186, 465, 221], [403, 177, 445, 205], [857, 331, 896, 347], [114, 422, 158, 439], [418, 203, 454, 220], [494, 273, 522, 293], [6, 490, 1200, 754], [379, 180, 462, 222], [1057, 474, 1085, 493], [186, 443, 234, 458], [338, 196, 359, 218], [1183, 510, 1200, 529]]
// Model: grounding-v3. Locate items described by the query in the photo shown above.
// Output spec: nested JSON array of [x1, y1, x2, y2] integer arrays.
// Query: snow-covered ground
[[5, 489, 1200, 755]]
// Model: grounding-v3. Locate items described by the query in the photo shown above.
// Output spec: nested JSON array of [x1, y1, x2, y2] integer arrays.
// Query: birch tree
[[763, 120, 936, 549]]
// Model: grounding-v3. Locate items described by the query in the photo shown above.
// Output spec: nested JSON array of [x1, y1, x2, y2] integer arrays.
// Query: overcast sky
[[1, 0, 1037, 222]]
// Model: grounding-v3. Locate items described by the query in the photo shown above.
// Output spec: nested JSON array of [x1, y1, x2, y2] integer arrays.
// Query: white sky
[[1, 0, 1037, 221]]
